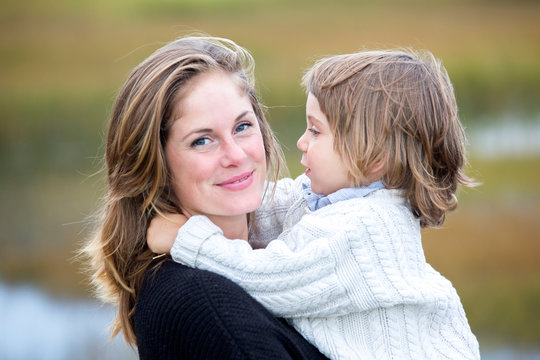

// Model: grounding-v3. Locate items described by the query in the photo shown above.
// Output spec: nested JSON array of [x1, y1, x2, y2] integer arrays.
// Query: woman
[[83, 35, 328, 359]]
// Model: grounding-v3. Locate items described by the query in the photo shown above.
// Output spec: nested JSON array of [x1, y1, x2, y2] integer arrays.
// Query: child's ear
[[369, 157, 387, 175]]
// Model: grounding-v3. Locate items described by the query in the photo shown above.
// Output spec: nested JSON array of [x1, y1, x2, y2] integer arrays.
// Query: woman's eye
[[191, 137, 211, 147], [235, 122, 252, 133]]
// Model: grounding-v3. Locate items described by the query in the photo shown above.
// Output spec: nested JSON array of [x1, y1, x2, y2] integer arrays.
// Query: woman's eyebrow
[[181, 128, 212, 142], [236, 110, 255, 121]]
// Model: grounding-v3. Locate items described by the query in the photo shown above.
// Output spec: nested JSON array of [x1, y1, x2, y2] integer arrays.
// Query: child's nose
[[297, 132, 307, 152]]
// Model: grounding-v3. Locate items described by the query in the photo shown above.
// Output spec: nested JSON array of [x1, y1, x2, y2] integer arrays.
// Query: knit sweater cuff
[[170, 215, 223, 268]]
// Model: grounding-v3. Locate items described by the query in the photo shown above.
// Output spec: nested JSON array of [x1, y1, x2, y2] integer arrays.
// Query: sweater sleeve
[[171, 215, 355, 318], [171, 195, 432, 320]]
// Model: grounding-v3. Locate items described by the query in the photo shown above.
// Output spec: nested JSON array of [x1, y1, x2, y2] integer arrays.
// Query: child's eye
[[191, 137, 211, 147], [235, 122, 252, 133], [308, 127, 320, 136]]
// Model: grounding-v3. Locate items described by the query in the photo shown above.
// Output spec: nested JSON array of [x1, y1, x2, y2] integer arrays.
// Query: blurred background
[[1, 0, 539, 359]]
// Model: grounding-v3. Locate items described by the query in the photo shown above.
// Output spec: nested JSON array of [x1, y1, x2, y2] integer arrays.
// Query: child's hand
[[147, 213, 187, 254]]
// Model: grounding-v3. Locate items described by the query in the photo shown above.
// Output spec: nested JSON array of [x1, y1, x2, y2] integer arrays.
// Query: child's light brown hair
[[302, 49, 475, 228]]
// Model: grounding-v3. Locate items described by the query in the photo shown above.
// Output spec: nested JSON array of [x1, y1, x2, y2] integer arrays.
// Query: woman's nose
[[297, 132, 307, 152], [221, 138, 247, 167]]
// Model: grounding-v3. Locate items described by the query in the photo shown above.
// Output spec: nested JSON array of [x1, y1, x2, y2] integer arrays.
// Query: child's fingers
[[147, 213, 182, 253]]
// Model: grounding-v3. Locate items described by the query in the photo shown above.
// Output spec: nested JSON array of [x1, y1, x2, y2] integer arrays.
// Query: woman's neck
[[206, 214, 249, 241]]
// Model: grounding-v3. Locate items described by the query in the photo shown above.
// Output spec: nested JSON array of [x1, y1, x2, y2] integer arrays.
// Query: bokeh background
[[1, 0, 539, 359]]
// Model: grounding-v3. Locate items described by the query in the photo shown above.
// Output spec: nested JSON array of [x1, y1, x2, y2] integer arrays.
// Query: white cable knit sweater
[[170, 176, 480, 359]]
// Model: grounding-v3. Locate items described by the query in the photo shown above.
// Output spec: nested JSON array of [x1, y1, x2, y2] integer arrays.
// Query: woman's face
[[165, 71, 267, 220]]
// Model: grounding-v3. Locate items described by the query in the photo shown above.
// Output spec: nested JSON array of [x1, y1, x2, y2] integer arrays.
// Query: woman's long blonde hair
[[82, 35, 283, 345], [303, 49, 475, 228]]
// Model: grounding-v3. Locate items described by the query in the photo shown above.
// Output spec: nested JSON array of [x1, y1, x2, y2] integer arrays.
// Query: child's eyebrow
[[307, 115, 324, 127]]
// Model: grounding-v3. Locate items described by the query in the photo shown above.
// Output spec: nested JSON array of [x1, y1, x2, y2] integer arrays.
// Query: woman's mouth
[[232, 174, 250, 183], [217, 171, 254, 190]]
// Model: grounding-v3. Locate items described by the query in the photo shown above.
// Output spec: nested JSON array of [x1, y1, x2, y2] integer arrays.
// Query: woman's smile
[[217, 171, 255, 190]]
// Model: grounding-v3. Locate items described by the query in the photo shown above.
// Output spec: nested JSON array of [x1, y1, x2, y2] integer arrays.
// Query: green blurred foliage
[[1, 0, 539, 348]]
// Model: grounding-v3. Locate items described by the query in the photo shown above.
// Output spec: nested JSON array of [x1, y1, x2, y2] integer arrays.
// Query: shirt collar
[[302, 178, 385, 211]]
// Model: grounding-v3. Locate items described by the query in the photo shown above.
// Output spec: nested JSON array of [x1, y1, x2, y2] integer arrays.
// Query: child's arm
[[155, 196, 428, 320], [171, 215, 357, 318], [147, 213, 187, 254]]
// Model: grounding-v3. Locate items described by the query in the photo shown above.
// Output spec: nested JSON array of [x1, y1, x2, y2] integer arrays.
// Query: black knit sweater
[[134, 260, 328, 360]]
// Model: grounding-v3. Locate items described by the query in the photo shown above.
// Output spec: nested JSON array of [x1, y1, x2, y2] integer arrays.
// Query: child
[[148, 49, 480, 359]]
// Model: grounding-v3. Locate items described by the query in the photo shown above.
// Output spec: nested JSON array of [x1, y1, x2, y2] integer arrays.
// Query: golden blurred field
[[1, 0, 539, 351]]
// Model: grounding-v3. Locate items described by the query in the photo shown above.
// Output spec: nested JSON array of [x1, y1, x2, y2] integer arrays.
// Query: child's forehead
[[305, 94, 330, 127]]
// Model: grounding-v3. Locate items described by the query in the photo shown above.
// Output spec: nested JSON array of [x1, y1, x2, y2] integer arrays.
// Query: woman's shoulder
[[134, 260, 330, 360], [134, 261, 249, 358], [136, 261, 203, 327], [137, 260, 238, 306]]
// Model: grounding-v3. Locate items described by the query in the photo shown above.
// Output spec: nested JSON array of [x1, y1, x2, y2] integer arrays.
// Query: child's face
[[297, 93, 354, 195]]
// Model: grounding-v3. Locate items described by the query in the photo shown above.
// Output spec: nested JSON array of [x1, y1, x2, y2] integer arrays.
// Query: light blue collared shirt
[[302, 178, 385, 212]]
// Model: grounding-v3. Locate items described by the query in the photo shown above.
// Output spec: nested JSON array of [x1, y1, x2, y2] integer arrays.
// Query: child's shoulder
[[325, 188, 408, 213], [305, 190, 420, 244], [312, 189, 414, 227], [365, 188, 409, 207]]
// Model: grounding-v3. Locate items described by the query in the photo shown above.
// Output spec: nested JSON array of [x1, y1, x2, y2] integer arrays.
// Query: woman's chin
[[226, 198, 262, 216], [231, 194, 262, 215], [222, 182, 265, 215]]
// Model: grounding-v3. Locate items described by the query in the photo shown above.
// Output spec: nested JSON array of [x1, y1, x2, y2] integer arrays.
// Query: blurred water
[[1, 281, 540, 359], [467, 116, 540, 159], [0, 281, 136, 360], [482, 348, 540, 360]]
